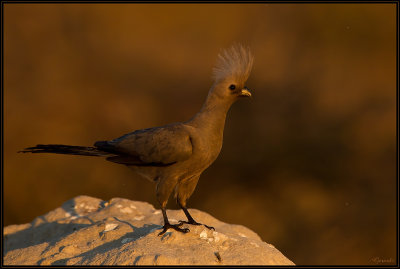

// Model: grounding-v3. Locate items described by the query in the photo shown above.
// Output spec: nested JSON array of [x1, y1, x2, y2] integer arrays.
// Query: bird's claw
[[205, 224, 215, 231], [158, 223, 190, 236], [178, 220, 200, 226], [178, 220, 215, 231]]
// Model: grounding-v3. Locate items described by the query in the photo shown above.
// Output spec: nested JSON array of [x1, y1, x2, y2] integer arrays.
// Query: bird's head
[[211, 44, 254, 101]]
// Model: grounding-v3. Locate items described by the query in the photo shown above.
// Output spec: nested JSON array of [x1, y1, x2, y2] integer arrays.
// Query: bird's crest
[[212, 44, 254, 84]]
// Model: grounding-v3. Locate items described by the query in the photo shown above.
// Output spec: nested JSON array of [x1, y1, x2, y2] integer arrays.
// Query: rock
[[3, 196, 295, 265]]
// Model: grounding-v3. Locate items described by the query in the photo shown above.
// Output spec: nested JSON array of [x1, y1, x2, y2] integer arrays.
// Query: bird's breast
[[191, 133, 223, 168]]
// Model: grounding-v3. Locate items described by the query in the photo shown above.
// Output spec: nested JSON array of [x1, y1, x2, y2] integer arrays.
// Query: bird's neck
[[188, 88, 234, 133]]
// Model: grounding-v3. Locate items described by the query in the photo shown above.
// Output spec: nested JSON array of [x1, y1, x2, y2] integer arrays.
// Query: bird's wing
[[95, 124, 193, 166]]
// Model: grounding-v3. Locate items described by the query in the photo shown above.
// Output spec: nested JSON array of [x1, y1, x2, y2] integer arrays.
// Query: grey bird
[[20, 44, 254, 235]]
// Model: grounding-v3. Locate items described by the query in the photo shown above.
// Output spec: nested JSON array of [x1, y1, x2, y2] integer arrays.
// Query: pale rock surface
[[3, 196, 295, 265]]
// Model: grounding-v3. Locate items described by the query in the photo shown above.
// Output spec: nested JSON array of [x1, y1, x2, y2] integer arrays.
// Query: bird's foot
[[158, 223, 190, 236], [178, 220, 215, 231]]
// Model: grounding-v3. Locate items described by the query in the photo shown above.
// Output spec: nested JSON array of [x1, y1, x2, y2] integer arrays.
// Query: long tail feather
[[19, 144, 115, 157]]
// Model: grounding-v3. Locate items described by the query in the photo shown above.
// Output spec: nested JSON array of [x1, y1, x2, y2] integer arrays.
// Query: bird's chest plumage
[[188, 128, 223, 172]]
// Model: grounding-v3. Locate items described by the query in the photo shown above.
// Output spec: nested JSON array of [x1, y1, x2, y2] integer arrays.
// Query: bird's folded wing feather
[[95, 124, 193, 166]]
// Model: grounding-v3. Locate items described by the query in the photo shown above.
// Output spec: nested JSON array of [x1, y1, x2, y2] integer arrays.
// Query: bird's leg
[[175, 177, 215, 231], [178, 204, 215, 231], [156, 178, 190, 236], [158, 206, 190, 236]]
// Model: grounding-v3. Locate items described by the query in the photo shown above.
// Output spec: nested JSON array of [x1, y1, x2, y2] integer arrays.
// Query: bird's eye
[[229, 84, 236, 90]]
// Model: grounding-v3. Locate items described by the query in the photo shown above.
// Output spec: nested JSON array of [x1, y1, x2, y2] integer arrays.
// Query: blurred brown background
[[4, 3, 396, 265]]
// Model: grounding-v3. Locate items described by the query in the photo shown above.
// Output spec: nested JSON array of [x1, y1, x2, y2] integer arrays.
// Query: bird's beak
[[240, 87, 252, 97]]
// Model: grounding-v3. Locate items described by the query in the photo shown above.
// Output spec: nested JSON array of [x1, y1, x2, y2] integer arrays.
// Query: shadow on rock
[[3, 220, 90, 256], [50, 223, 160, 265]]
